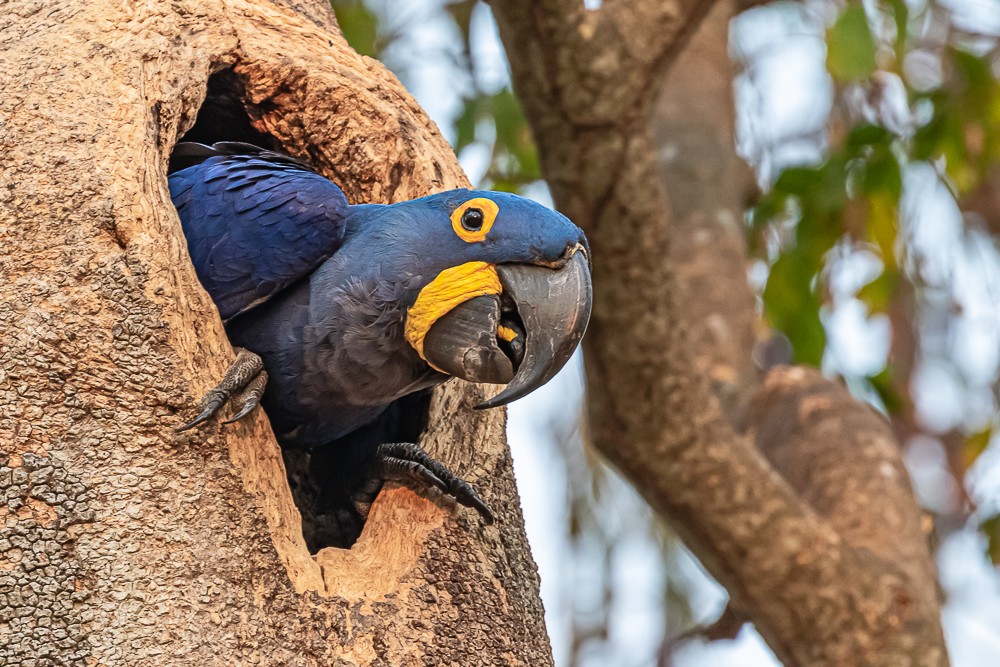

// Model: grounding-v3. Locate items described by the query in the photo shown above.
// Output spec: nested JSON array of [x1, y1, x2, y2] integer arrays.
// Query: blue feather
[[169, 142, 588, 449], [169, 144, 349, 320]]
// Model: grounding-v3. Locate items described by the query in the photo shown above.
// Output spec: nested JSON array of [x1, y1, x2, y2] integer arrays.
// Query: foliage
[[748, 0, 1000, 559], [826, 3, 878, 82], [453, 87, 540, 191], [331, 0, 381, 56]]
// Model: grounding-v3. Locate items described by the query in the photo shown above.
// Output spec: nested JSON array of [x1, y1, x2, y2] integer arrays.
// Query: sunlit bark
[[0, 2, 550, 664]]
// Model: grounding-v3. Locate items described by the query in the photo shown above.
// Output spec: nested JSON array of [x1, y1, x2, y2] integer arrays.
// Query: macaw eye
[[461, 208, 485, 232], [451, 197, 499, 243]]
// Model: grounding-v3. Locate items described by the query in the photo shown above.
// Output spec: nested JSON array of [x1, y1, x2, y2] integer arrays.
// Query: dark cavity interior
[[282, 390, 433, 552], [178, 68, 276, 148]]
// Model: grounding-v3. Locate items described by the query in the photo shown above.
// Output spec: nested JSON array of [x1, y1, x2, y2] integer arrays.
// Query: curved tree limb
[[490, 0, 948, 663], [652, 0, 760, 420]]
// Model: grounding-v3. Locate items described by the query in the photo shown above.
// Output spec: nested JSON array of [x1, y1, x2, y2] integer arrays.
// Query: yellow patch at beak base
[[405, 261, 502, 367]]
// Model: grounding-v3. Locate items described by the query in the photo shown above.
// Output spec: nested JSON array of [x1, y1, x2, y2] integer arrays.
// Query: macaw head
[[351, 189, 592, 408]]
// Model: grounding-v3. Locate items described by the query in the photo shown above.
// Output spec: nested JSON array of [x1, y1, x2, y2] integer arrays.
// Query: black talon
[[222, 370, 268, 425], [176, 348, 267, 432], [379, 454, 449, 494], [175, 397, 225, 433], [448, 480, 495, 524], [355, 442, 495, 524]]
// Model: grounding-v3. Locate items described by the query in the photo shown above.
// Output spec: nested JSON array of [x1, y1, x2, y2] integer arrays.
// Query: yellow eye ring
[[451, 197, 499, 243]]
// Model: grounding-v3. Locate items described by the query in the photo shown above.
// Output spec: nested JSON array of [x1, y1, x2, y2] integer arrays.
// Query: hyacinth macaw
[[168, 142, 591, 548]]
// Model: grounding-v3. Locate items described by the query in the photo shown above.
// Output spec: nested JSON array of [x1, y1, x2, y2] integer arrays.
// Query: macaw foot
[[176, 347, 268, 432], [352, 442, 495, 525]]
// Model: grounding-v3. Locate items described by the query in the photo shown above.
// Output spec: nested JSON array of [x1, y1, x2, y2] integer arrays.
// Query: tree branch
[[491, 0, 949, 663], [748, 368, 938, 588], [492, 0, 715, 129], [269, 0, 338, 31], [652, 0, 760, 420]]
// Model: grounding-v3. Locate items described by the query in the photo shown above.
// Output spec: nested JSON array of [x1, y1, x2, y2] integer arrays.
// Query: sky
[[370, 0, 1000, 664]]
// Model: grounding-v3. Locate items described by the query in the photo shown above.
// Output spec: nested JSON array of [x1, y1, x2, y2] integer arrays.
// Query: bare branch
[[492, 0, 949, 662], [490, 0, 718, 127], [653, 0, 759, 420], [748, 367, 942, 607]]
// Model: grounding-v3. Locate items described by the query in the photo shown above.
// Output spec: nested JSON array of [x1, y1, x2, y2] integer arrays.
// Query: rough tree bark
[[0, 2, 551, 665], [490, 0, 949, 664]]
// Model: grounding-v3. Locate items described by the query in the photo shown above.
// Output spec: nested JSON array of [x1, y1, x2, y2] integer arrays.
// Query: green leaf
[[886, 0, 909, 66], [793, 160, 848, 261], [911, 93, 950, 162], [749, 193, 790, 254], [773, 162, 847, 247], [980, 514, 1000, 565], [846, 124, 893, 149], [953, 47, 994, 91], [751, 192, 786, 227], [331, 1, 381, 58], [452, 88, 540, 190], [773, 166, 824, 197], [795, 210, 842, 265], [812, 158, 850, 213], [866, 193, 899, 269], [912, 48, 1000, 195], [492, 90, 540, 183], [857, 269, 899, 313], [867, 367, 903, 414], [763, 251, 826, 366], [491, 89, 525, 149], [453, 96, 482, 151], [826, 4, 877, 83], [861, 147, 903, 199], [964, 426, 995, 470]]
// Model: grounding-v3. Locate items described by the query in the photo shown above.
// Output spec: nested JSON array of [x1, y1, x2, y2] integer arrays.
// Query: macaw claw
[[352, 442, 495, 525], [222, 370, 269, 424], [176, 348, 267, 432]]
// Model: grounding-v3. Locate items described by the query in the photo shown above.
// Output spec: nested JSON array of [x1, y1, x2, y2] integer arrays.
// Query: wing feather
[[168, 142, 349, 320]]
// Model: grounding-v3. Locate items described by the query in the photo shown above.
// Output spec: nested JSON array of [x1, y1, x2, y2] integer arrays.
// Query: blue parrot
[[168, 142, 591, 549]]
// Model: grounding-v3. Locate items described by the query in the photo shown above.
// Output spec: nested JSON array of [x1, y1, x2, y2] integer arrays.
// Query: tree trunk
[[0, 2, 550, 665], [490, 0, 949, 664]]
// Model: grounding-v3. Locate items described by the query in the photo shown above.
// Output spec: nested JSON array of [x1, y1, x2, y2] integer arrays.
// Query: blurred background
[[330, 1, 1000, 664]]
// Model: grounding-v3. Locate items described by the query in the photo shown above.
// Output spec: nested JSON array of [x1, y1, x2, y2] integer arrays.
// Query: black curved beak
[[422, 294, 516, 385], [421, 250, 592, 407], [477, 251, 592, 409]]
